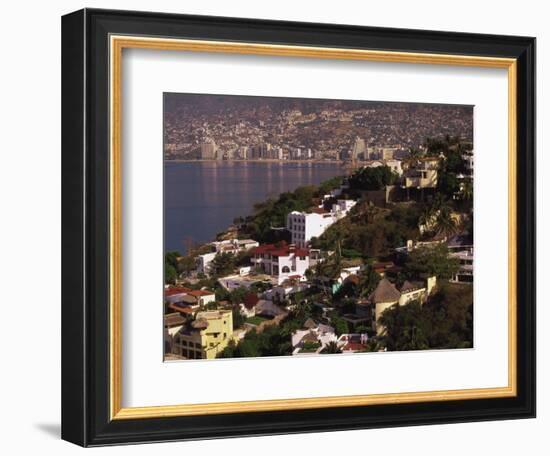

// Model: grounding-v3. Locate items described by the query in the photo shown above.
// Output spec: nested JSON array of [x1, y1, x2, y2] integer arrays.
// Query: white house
[[449, 248, 474, 283], [212, 239, 259, 254], [250, 242, 310, 284], [196, 240, 259, 276], [264, 280, 309, 301], [287, 199, 356, 248], [331, 199, 357, 217], [287, 210, 336, 248], [196, 252, 217, 275], [291, 319, 337, 355]]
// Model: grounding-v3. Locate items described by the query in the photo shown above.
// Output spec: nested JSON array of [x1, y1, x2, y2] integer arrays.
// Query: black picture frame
[[62, 8, 536, 447]]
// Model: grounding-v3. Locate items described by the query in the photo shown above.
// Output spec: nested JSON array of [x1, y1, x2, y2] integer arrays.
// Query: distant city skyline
[[164, 93, 473, 162]]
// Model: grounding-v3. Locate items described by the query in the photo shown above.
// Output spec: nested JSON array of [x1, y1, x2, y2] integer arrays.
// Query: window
[[282, 266, 290, 273]]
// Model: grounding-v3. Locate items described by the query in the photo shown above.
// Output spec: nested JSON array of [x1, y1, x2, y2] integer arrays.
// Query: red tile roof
[[343, 342, 365, 352], [168, 303, 194, 315], [187, 289, 215, 297], [164, 287, 192, 297], [252, 241, 309, 258]]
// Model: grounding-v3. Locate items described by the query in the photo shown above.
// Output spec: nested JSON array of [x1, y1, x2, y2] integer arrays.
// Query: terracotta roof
[[187, 289, 215, 297], [164, 313, 186, 326], [168, 303, 194, 315], [343, 342, 365, 352], [164, 287, 192, 297], [368, 278, 401, 303], [252, 241, 309, 258]]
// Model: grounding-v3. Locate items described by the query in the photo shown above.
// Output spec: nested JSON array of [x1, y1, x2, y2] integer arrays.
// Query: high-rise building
[[249, 143, 271, 159], [350, 137, 366, 160], [200, 139, 217, 159]]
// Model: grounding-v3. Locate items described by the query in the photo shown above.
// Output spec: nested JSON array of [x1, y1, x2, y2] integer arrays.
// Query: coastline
[[165, 159, 346, 164]]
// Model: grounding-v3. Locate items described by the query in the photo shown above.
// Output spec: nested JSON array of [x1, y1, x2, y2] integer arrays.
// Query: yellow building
[[172, 310, 233, 360], [369, 277, 436, 335]]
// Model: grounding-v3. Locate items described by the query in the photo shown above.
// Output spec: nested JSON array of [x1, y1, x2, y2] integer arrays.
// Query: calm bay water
[[164, 161, 344, 253]]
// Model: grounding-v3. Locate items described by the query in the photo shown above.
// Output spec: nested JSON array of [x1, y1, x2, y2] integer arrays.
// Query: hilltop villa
[[251, 242, 310, 284]]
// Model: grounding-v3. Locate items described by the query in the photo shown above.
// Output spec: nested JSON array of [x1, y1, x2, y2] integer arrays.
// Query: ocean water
[[164, 161, 343, 253]]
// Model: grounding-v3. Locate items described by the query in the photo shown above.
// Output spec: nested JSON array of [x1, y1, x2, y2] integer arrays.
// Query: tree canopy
[[348, 165, 398, 191], [405, 244, 459, 279], [379, 282, 473, 351]]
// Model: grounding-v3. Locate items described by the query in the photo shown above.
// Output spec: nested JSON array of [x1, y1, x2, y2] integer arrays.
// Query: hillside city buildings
[[164, 95, 472, 162], [164, 158, 474, 360], [163, 95, 474, 361]]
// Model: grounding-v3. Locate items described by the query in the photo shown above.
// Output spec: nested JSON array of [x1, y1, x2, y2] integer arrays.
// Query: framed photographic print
[[61, 8, 536, 447]]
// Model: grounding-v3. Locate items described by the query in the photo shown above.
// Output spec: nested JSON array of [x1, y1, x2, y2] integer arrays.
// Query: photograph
[[55, 4, 536, 448], [163, 93, 475, 360]]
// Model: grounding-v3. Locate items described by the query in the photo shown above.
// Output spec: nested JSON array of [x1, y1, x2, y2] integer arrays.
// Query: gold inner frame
[[109, 35, 517, 420]]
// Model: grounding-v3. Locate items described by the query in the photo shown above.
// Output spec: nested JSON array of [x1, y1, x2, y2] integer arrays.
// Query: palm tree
[[434, 206, 457, 238], [364, 339, 384, 352], [321, 341, 342, 354], [419, 205, 437, 234]]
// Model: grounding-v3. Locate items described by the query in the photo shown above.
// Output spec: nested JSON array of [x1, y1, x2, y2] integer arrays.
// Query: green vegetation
[[164, 251, 181, 284], [405, 244, 459, 279], [379, 282, 473, 351], [315, 201, 422, 257], [348, 165, 398, 191], [246, 315, 270, 326], [379, 301, 430, 351], [427, 135, 472, 201], [240, 185, 318, 243], [300, 341, 321, 352], [330, 316, 350, 336], [218, 324, 293, 358], [231, 307, 246, 330], [321, 341, 342, 354], [209, 252, 236, 276], [170, 137, 474, 358], [316, 175, 344, 196]]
